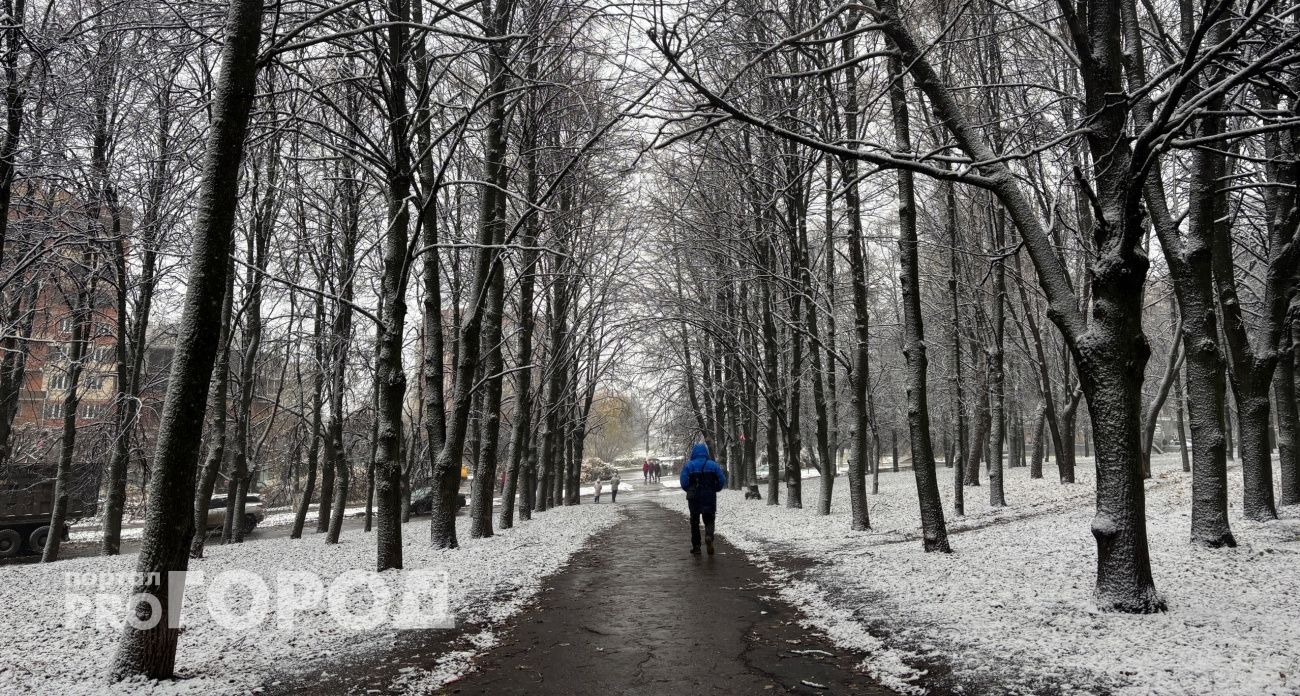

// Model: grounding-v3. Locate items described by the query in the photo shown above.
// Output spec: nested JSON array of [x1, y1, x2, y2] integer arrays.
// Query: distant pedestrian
[[643, 459, 651, 483], [611, 472, 621, 503], [680, 443, 726, 555], [594, 477, 604, 504], [654, 461, 662, 483]]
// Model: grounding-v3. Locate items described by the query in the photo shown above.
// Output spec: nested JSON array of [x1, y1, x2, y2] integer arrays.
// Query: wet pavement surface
[[264, 498, 901, 695], [451, 501, 898, 695]]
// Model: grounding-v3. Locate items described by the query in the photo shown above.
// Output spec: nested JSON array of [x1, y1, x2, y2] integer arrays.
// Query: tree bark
[[431, 0, 515, 547], [189, 263, 236, 557], [498, 119, 540, 530], [988, 211, 1007, 507], [109, 0, 263, 676], [1274, 329, 1299, 506], [888, 51, 949, 551], [290, 291, 324, 539], [42, 272, 93, 563], [372, 0, 416, 570], [841, 113, 871, 528]]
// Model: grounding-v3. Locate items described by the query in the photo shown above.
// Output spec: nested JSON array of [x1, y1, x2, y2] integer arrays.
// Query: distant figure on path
[[680, 443, 727, 555], [643, 459, 651, 483], [611, 471, 621, 503], [594, 477, 604, 504]]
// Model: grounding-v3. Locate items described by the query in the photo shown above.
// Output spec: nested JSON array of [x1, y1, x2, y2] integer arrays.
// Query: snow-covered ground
[[656, 455, 1300, 696], [0, 504, 620, 695], [67, 506, 371, 543]]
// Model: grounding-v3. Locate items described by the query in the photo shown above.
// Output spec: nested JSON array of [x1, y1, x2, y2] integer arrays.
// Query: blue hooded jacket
[[679, 443, 727, 513]]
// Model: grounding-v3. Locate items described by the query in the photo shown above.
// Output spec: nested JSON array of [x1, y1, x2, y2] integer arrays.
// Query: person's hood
[[690, 443, 710, 461]]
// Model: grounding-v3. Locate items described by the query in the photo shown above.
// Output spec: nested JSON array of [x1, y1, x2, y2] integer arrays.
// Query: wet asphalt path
[[447, 501, 897, 696]]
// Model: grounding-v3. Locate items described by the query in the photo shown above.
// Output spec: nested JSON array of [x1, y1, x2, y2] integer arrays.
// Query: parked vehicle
[[0, 462, 98, 558], [203, 494, 266, 535], [407, 487, 466, 516]]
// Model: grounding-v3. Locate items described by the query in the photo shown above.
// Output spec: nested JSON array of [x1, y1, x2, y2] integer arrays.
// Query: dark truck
[[0, 463, 99, 557]]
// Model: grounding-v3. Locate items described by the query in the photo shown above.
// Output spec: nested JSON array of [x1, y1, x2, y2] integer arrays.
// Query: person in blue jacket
[[680, 442, 727, 555]]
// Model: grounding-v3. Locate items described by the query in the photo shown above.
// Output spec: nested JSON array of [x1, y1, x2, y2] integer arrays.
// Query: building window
[[58, 316, 73, 333], [42, 402, 62, 420], [47, 373, 69, 391]]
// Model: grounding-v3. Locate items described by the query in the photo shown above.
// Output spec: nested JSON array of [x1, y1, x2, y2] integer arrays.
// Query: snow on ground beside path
[[656, 455, 1300, 696], [0, 503, 620, 695], [67, 507, 371, 543]]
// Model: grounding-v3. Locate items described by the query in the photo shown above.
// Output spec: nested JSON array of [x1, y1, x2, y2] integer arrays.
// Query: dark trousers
[[611, 489, 618, 502], [689, 510, 715, 548]]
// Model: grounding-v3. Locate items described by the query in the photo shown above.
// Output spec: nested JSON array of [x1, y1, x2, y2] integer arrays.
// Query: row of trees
[[2, 0, 1296, 680], [0, 0, 650, 681], [641, 0, 1298, 617]]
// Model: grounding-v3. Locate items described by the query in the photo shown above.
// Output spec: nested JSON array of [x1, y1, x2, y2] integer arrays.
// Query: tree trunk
[[965, 382, 989, 486], [1274, 334, 1299, 506], [888, 52, 949, 551], [841, 137, 871, 529], [805, 219, 833, 515], [372, 0, 416, 569], [498, 137, 540, 530], [190, 264, 236, 557], [42, 276, 93, 563], [1235, 393, 1277, 520], [783, 185, 805, 510], [290, 292, 324, 539], [946, 183, 967, 514], [468, 201, 509, 538], [325, 220, 358, 542], [109, 0, 263, 677], [1141, 321, 1183, 477], [1029, 402, 1046, 479], [0, 283, 37, 469], [432, 0, 514, 546], [988, 211, 1007, 507], [223, 154, 273, 545], [759, 233, 782, 506], [103, 87, 167, 555]]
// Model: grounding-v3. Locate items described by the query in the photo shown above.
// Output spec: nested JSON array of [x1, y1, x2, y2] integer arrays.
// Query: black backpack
[[685, 463, 718, 502]]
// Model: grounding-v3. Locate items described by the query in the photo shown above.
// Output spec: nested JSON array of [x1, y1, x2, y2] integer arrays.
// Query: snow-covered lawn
[[656, 455, 1300, 696], [0, 504, 620, 695]]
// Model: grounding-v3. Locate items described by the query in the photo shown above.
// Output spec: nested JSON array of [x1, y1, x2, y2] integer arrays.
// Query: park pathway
[[447, 500, 897, 695]]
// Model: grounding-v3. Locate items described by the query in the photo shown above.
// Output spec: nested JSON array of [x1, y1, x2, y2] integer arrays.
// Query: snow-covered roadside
[[67, 506, 371, 543], [0, 504, 621, 695], [255, 506, 368, 530], [656, 455, 1300, 696]]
